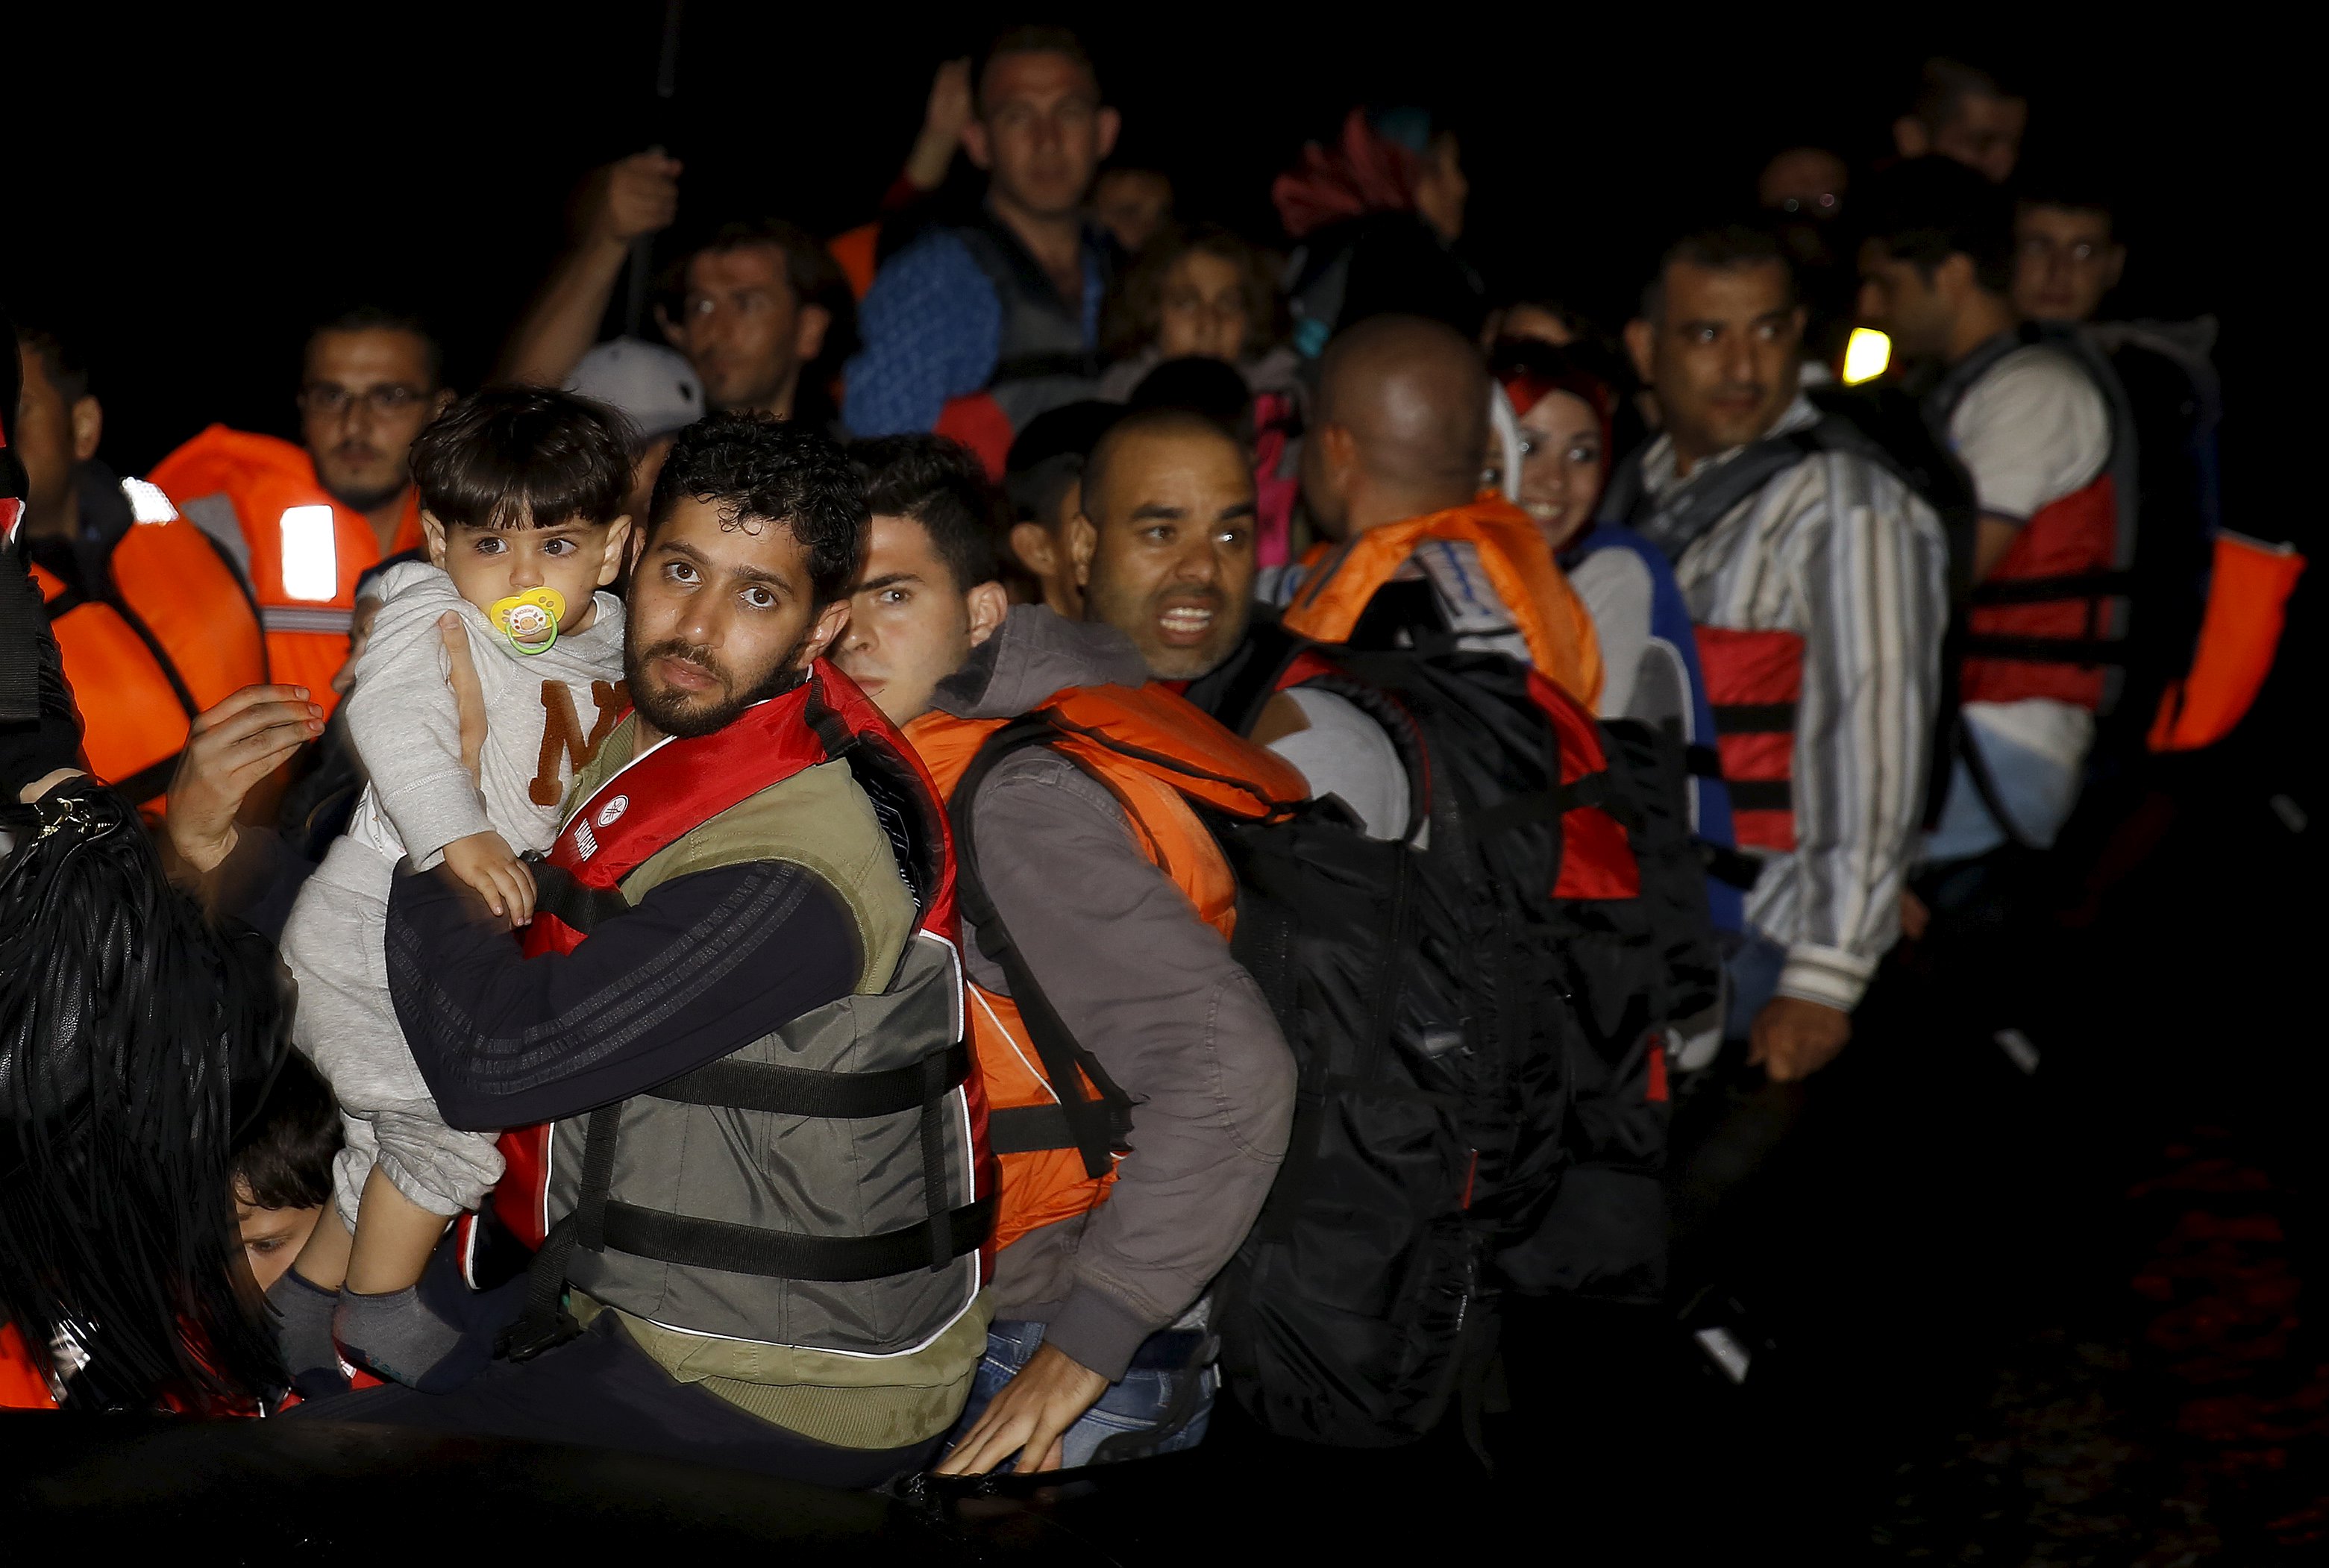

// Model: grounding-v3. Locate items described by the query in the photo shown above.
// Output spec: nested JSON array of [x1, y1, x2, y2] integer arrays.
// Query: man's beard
[[316, 446, 406, 515], [625, 633, 816, 738]]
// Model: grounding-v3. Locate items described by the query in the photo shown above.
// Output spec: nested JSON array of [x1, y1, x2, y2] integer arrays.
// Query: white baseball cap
[[567, 338, 703, 442]]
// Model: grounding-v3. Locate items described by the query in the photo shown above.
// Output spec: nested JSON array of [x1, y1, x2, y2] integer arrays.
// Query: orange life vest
[[1279, 495, 1605, 710], [146, 424, 424, 715], [905, 683, 1307, 1250], [28, 492, 268, 812]]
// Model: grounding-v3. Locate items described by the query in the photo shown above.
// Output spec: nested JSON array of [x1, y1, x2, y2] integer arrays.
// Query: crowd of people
[[0, 30, 2299, 1498]]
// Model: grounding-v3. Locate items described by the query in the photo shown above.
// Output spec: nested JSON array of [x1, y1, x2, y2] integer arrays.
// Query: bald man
[[1270, 316, 1600, 706]]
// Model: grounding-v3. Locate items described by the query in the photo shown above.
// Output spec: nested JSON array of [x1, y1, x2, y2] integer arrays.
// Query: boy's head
[[410, 386, 637, 637], [1003, 401, 1118, 618], [836, 436, 1010, 725], [228, 1054, 341, 1292]]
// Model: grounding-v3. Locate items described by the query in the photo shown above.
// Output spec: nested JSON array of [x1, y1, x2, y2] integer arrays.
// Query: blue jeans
[[947, 1320, 1217, 1469]]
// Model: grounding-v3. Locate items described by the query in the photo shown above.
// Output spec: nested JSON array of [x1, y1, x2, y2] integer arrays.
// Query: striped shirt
[[1634, 396, 1949, 1012]]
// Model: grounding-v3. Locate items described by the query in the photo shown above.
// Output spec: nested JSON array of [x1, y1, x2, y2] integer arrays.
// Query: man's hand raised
[[933, 1341, 1109, 1476], [1749, 994, 1852, 1083], [583, 150, 682, 248]]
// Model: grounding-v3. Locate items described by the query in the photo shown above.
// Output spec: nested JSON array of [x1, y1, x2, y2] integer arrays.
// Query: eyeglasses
[[299, 382, 432, 418], [2019, 236, 2107, 265]]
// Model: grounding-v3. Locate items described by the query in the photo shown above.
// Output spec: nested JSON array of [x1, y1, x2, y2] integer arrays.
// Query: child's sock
[[265, 1270, 346, 1396], [332, 1283, 489, 1394]]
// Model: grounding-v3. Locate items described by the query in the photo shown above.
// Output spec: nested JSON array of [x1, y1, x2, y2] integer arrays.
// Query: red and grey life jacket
[[1925, 327, 2140, 714], [477, 663, 991, 1364], [1597, 412, 1902, 856]]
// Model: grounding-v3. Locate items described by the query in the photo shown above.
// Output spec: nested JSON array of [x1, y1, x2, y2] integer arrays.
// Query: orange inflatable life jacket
[[1692, 626, 1805, 853], [26, 478, 269, 812], [2146, 531, 2307, 752], [1279, 495, 1605, 710], [906, 683, 1307, 1251], [147, 425, 423, 715]]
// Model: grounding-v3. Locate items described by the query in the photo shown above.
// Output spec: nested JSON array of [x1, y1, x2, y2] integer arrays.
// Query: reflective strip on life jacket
[[1693, 625, 1805, 853], [1281, 496, 1605, 709], [146, 425, 423, 715], [1960, 474, 2126, 708], [2147, 532, 2308, 753], [908, 682, 1305, 1250]]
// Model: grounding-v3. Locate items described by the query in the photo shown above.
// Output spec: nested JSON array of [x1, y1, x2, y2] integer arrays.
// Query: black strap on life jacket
[[949, 714, 1138, 1181], [497, 882, 986, 1362]]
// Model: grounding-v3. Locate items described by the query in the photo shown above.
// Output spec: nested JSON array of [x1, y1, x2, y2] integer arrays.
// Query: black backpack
[[1187, 612, 1719, 1446]]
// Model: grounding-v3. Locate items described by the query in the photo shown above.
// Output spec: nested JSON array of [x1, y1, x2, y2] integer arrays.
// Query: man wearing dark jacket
[[833, 433, 1294, 1473]]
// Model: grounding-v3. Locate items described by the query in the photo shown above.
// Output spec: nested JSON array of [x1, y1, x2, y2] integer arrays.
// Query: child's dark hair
[[410, 385, 636, 530], [230, 1053, 342, 1211]]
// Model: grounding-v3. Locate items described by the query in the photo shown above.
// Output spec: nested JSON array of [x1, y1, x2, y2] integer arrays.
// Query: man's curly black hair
[[646, 411, 868, 604]]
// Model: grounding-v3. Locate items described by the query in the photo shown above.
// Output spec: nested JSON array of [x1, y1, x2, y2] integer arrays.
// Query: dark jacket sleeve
[[0, 544, 84, 799], [385, 858, 860, 1128]]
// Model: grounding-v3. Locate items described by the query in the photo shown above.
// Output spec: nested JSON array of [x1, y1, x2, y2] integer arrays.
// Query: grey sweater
[[934, 608, 1296, 1381], [341, 562, 626, 880]]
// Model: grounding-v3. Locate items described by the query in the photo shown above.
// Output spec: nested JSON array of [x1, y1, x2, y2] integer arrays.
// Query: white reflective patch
[[596, 794, 630, 828], [120, 477, 179, 524], [278, 504, 339, 601], [1694, 1326, 1751, 1384]]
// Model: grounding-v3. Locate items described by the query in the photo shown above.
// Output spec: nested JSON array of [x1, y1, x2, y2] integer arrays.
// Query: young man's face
[[624, 496, 850, 738], [834, 514, 1007, 725], [1072, 426, 1257, 680], [422, 509, 630, 642], [2012, 204, 2124, 324], [668, 246, 830, 415], [1626, 260, 1804, 467], [964, 51, 1119, 222], [1933, 94, 2027, 184], [300, 329, 450, 514], [1856, 240, 1960, 360]]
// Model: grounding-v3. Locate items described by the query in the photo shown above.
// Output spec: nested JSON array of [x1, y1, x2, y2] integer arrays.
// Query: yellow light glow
[[1841, 327, 1892, 386]]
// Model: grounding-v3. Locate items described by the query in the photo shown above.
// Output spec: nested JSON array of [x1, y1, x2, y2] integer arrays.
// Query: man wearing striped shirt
[[1605, 227, 1949, 1082]]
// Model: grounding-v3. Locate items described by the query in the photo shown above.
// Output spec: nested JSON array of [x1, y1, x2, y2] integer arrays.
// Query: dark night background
[[1, 8, 2272, 484], [10, 9, 2326, 1560]]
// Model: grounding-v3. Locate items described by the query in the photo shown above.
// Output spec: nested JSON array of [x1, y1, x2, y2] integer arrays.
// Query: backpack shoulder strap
[[949, 715, 1135, 1181]]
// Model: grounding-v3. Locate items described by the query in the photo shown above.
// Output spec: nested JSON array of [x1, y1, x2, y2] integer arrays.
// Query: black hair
[[680, 218, 861, 370], [1908, 57, 2020, 133], [649, 410, 868, 605], [13, 321, 90, 406], [1080, 404, 1241, 524], [1857, 157, 2019, 298], [852, 434, 1003, 595], [1639, 222, 1797, 323], [409, 386, 636, 531], [1128, 356, 1251, 433], [2013, 158, 2121, 232], [229, 1053, 340, 1212], [306, 304, 444, 389], [975, 24, 1100, 113], [1003, 401, 1118, 532]]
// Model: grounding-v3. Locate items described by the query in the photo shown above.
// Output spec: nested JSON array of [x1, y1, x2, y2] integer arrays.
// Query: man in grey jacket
[[833, 433, 1295, 1473]]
